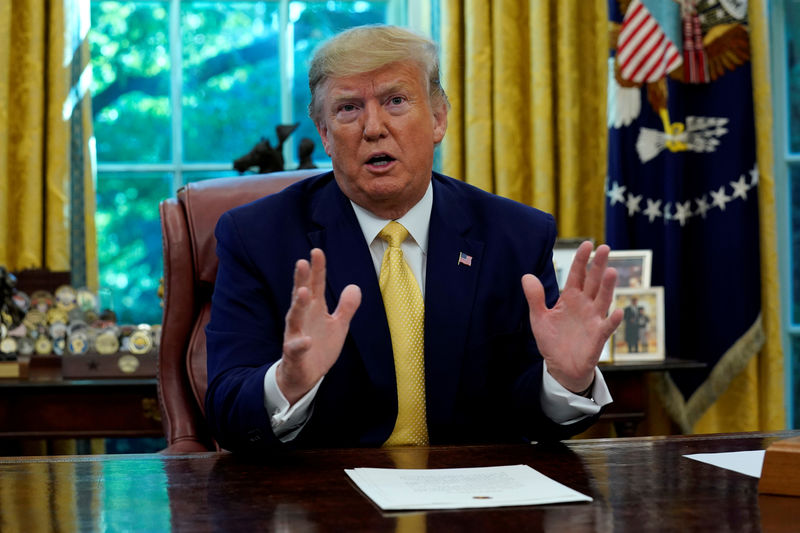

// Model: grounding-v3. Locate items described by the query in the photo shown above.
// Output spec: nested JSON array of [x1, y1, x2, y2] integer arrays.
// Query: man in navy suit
[[205, 25, 623, 454]]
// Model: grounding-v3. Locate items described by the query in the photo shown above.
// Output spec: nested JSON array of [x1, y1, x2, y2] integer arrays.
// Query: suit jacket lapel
[[307, 179, 397, 403], [424, 176, 484, 433]]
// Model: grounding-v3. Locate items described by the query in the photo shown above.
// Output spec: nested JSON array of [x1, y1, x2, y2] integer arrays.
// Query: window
[[89, 0, 431, 324], [771, 0, 800, 428]]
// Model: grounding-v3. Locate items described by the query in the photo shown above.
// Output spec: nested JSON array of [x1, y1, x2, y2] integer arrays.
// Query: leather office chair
[[157, 169, 321, 452]]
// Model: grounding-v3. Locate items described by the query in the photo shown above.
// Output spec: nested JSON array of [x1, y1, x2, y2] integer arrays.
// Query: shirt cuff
[[540, 361, 613, 425], [264, 360, 323, 442]]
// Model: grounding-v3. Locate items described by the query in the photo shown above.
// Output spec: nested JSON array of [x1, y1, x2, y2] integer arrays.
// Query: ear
[[315, 120, 333, 157], [431, 100, 448, 144]]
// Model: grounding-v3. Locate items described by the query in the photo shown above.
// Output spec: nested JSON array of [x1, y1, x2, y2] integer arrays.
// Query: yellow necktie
[[379, 221, 428, 446]]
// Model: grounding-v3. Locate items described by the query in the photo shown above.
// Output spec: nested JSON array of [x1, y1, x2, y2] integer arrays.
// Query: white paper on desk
[[683, 450, 766, 478], [345, 464, 592, 511]]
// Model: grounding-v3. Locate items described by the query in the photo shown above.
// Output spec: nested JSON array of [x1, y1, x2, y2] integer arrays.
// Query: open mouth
[[366, 153, 396, 167]]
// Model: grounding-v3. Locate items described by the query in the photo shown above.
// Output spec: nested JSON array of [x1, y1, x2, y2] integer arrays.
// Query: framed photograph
[[606, 250, 652, 288], [609, 287, 665, 362]]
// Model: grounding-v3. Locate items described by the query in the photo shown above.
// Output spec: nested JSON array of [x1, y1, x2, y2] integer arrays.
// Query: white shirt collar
[[350, 181, 433, 251]]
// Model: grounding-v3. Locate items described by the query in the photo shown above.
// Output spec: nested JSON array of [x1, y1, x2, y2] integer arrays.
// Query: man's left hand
[[521, 241, 624, 394]]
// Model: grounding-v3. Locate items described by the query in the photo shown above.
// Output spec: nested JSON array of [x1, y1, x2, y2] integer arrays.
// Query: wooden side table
[[0, 377, 163, 441], [599, 357, 706, 437]]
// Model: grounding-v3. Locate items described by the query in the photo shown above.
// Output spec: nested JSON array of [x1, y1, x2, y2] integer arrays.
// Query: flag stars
[[710, 185, 731, 210], [674, 201, 692, 226], [749, 165, 759, 187], [695, 195, 711, 218], [730, 175, 750, 200], [643, 198, 662, 222], [606, 164, 758, 227], [607, 181, 627, 206], [626, 193, 643, 216]]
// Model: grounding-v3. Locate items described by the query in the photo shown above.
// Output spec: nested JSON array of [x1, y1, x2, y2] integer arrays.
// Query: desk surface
[[0, 431, 797, 532]]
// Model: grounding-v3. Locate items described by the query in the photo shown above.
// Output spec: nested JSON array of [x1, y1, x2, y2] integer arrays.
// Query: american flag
[[457, 252, 472, 266], [616, 0, 682, 84]]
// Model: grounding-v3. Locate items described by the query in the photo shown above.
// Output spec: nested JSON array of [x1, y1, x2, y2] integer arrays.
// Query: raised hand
[[277, 248, 362, 404], [521, 241, 623, 393]]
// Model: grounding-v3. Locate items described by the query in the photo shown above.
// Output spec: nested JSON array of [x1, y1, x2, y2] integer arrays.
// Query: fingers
[[563, 242, 615, 303], [309, 248, 327, 299], [287, 249, 361, 338], [562, 241, 593, 291], [287, 256, 313, 335], [521, 274, 547, 320], [583, 244, 611, 300], [290, 248, 327, 309], [333, 284, 362, 323], [292, 258, 311, 300], [283, 335, 312, 358], [601, 308, 624, 340], [594, 266, 618, 314], [285, 285, 311, 335]]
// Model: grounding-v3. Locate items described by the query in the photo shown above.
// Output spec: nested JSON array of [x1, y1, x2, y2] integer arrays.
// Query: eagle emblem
[[608, 0, 750, 163]]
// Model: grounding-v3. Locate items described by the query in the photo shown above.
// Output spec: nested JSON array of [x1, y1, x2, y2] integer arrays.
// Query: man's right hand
[[277, 248, 362, 405]]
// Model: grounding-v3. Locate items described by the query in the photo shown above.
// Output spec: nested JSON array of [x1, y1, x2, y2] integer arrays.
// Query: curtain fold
[[441, 0, 608, 242], [0, 0, 97, 288]]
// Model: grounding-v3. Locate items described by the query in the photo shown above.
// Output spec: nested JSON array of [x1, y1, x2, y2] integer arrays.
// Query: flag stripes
[[617, 0, 682, 84]]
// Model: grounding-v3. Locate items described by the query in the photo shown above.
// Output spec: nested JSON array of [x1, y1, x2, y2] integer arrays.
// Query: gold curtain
[[0, 0, 97, 287], [1, 0, 99, 455], [440, 0, 609, 242]]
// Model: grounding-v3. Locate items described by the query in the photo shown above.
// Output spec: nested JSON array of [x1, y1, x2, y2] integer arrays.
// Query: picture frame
[[606, 249, 653, 288], [609, 286, 665, 362]]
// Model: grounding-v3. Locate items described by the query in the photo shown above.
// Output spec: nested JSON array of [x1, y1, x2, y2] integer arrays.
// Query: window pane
[[792, 165, 800, 324], [90, 1, 171, 163], [181, 1, 283, 164], [288, 1, 390, 167], [95, 172, 171, 325], [786, 0, 800, 153]]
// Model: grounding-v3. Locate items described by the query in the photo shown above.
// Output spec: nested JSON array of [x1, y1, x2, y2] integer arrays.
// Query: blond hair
[[307, 24, 449, 123]]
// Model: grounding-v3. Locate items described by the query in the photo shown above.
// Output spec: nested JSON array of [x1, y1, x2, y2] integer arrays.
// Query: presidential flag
[[606, 0, 761, 432]]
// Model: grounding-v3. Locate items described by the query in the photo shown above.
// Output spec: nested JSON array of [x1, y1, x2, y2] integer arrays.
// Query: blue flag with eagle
[[606, 0, 762, 432]]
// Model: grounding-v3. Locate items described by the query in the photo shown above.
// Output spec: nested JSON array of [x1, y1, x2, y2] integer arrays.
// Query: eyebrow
[[327, 80, 413, 107]]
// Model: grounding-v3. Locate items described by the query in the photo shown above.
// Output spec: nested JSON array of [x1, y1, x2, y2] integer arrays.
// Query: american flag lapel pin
[[457, 252, 473, 266]]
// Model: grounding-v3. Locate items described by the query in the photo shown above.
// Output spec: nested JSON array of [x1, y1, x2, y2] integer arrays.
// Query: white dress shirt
[[264, 182, 612, 441]]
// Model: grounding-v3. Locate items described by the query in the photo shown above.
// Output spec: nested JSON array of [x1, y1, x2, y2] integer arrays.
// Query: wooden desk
[[0, 431, 795, 531], [0, 378, 163, 440]]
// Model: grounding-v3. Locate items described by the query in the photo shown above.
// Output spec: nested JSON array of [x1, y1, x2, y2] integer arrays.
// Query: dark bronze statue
[[297, 138, 317, 170], [233, 123, 300, 174]]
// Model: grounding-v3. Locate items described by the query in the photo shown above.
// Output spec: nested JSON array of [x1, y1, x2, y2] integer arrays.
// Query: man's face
[[315, 61, 448, 219]]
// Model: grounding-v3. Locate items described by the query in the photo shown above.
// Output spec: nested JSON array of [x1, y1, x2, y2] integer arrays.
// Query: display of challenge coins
[[3, 282, 158, 378]]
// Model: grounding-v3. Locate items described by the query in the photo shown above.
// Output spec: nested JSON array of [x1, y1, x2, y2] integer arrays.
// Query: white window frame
[[769, 0, 796, 428], [94, 0, 429, 193]]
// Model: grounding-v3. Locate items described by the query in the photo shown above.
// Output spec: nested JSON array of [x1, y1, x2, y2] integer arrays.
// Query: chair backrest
[[157, 169, 321, 452]]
